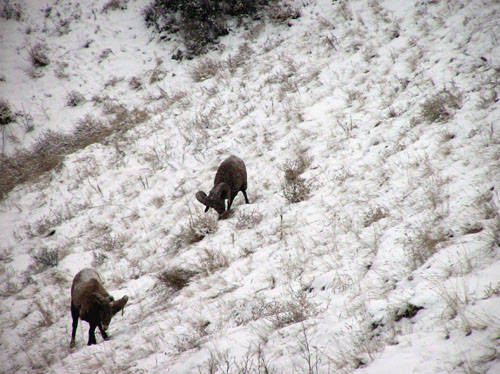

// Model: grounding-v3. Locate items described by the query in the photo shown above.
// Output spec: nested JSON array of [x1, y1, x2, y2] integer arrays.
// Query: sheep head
[[196, 183, 230, 215], [93, 293, 128, 331]]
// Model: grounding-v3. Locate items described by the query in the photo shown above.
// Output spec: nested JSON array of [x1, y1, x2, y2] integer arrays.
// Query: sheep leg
[[227, 192, 236, 210], [70, 303, 79, 347], [98, 323, 109, 341], [242, 190, 249, 204], [87, 324, 97, 345]]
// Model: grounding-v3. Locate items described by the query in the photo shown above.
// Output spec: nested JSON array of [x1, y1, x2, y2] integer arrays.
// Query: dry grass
[[0, 99, 15, 125], [129, 76, 143, 90], [66, 90, 85, 107], [268, 2, 301, 23], [89, 232, 128, 252], [157, 266, 199, 292], [265, 290, 314, 329], [28, 43, 50, 67], [0, 0, 23, 21], [404, 224, 449, 270], [31, 248, 58, 273], [0, 106, 149, 200], [235, 209, 263, 230], [176, 213, 218, 246], [281, 153, 313, 204], [420, 89, 462, 123], [190, 57, 222, 82], [101, 0, 127, 13], [197, 248, 230, 276], [363, 206, 388, 227]]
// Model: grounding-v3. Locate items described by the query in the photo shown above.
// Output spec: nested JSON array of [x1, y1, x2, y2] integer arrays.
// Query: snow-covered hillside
[[1, 0, 499, 373]]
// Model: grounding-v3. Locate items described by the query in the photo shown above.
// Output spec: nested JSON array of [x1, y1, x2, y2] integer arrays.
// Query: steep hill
[[0, 0, 499, 373]]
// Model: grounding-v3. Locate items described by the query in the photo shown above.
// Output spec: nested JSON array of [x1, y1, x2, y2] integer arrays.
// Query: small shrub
[[264, 291, 313, 329], [420, 90, 462, 123], [28, 43, 50, 67], [32, 248, 58, 272], [404, 225, 449, 269], [282, 177, 311, 203], [98, 48, 113, 63], [268, 2, 300, 23], [0, 0, 23, 21], [190, 57, 222, 82], [0, 105, 149, 200], [91, 232, 127, 252], [129, 76, 143, 90], [16, 110, 34, 132], [281, 154, 312, 203], [102, 0, 127, 13], [173, 320, 210, 353], [144, 0, 282, 57], [0, 99, 16, 125], [393, 303, 423, 321], [66, 90, 85, 107], [177, 213, 218, 244], [281, 153, 312, 180], [157, 266, 198, 291], [235, 209, 263, 230], [150, 195, 165, 208], [198, 248, 229, 275], [149, 66, 167, 84], [54, 61, 69, 79], [363, 206, 388, 227], [104, 76, 123, 88]]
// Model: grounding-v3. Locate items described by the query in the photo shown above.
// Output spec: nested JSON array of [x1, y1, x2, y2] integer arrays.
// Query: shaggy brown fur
[[70, 268, 128, 347], [196, 155, 249, 215]]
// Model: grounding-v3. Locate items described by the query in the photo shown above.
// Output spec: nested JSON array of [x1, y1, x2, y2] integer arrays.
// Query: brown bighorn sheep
[[70, 268, 128, 347], [195, 155, 249, 215]]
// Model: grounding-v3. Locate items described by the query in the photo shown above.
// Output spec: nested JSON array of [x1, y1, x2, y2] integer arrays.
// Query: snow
[[0, 0, 499, 373]]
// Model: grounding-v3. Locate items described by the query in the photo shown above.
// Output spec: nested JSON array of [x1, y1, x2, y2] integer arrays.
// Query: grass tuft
[[420, 89, 462, 123]]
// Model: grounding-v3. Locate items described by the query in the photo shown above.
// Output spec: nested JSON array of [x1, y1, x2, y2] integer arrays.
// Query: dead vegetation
[[0, 99, 16, 125], [281, 153, 313, 203], [157, 266, 199, 292], [420, 89, 462, 123], [0, 0, 23, 21], [28, 43, 50, 68], [0, 106, 149, 200], [173, 213, 219, 247]]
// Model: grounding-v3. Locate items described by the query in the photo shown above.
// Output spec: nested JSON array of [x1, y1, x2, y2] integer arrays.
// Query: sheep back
[[213, 155, 247, 194], [71, 268, 111, 317]]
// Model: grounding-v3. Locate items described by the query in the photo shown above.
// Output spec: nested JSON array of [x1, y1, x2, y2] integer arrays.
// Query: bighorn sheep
[[70, 268, 128, 347], [195, 155, 249, 215]]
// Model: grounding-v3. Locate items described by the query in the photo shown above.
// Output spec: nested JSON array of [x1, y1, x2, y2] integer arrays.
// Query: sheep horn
[[112, 295, 129, 315], [196, 191, 210, 212]]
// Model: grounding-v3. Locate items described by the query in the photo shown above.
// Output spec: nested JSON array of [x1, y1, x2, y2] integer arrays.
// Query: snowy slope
[[0, 0, 499, 373]]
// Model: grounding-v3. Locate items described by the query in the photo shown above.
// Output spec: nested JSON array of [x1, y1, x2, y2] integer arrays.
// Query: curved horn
[[112, 295, 129, 315], [196, 191, 208, 208]]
